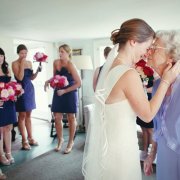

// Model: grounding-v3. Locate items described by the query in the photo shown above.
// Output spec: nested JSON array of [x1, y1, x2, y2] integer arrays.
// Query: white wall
[[93, 38, 113, 68], [0, 35, 15, 67]]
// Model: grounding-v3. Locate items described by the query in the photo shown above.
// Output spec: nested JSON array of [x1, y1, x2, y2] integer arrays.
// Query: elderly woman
[[144, 30, 180, 180]]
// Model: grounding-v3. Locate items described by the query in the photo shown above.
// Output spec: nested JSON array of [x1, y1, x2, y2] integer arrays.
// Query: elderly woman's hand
[[162, 61, 180, 85], [143, 155, 154, 176]]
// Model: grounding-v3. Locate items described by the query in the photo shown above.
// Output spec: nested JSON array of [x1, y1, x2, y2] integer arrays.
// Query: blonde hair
[[156, 30, 180, 62], [59, 44, 72, 59]]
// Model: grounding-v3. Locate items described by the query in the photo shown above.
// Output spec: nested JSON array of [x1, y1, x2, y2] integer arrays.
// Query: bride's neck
[[115, 49, 134, 67]]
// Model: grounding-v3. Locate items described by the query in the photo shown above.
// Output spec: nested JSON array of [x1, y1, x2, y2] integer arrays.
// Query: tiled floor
[[1, 118, 156, 180]]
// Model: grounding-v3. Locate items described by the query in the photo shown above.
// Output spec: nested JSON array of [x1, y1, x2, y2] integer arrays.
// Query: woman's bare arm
[[64, 62, 81, 93], [30, 61, 40, 80], [12, 60, 25, 81], [107, 62, 180, 123], [122, 70, 169, 122]]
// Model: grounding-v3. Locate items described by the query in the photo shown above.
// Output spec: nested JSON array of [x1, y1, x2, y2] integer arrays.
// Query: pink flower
[[0, 89, 9, 101], [33, 52, 48, 62], [7, 82, 24, 96], [15, 84, 22, 91], [0, 81, 24, 102], [54, 75, 61, 80], [7, 87, 15, 96], [50, 75, 69, 89]]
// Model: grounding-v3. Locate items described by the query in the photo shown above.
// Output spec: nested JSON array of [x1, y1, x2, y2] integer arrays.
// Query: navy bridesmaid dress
[[51, 67, 78, 113], [15, 69, 36, 112], [0, 76, 17, 127]]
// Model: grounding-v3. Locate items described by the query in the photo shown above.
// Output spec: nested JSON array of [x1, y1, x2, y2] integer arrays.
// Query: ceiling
[[0, 0, 180, 42]]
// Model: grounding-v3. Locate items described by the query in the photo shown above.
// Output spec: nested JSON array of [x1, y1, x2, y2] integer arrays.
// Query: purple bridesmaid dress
[[0, 76, 17, 126], [15, 69, 36, 112]]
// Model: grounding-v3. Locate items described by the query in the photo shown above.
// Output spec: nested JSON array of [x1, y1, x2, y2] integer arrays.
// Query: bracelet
[[161, 79, 170, 86]]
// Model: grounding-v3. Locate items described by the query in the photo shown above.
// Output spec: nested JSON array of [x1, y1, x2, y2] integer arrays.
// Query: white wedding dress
[[83, 65, 142, 180]]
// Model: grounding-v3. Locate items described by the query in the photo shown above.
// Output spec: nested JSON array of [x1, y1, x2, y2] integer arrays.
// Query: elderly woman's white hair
[[156, 30, 180, 62]]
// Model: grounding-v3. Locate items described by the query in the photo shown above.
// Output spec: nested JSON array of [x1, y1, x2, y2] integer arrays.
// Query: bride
[[82, 18, 180, 180]]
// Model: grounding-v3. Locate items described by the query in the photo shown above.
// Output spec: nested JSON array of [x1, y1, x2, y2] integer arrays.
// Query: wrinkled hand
[[57, 89, 66, 96], [162, 61, 180, 84], [143, 156, 154, 176], [44, 81, 49, 92]]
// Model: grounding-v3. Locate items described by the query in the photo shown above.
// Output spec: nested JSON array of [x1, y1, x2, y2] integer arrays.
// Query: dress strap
[[104, 65, 133, 100]]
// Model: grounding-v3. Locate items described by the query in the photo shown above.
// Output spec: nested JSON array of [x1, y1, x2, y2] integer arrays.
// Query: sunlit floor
[[0, 118, 156, 180]]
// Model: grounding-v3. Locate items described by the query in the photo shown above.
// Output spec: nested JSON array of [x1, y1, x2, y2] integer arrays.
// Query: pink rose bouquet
[[0, 81, 24, 102], [33, 52, 48, 72], [49, 75, 69, 89], [33, 52, 48, 63]]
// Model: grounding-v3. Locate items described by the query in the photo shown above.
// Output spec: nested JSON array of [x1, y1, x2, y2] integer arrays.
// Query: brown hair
[[111, 18, 155, 49], [0, 47, 9, 75], [59, 44, 72, 59], [17, 44, 28, 54], [104, 46, 112, 58]]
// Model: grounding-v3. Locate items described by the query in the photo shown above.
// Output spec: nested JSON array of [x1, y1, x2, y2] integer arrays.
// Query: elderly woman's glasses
[[148, 44, 168, 54], [145, 44, 168, 58]]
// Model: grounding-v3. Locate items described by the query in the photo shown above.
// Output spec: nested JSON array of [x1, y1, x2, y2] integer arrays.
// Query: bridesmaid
[[12, 44, 40, 150], [44, 44, 81, 153], [0, 48, 17, 165]]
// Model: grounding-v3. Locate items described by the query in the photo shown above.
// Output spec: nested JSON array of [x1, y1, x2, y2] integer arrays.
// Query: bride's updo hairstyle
[[111, 18, 155, 49], [155, 30, 180, 62]]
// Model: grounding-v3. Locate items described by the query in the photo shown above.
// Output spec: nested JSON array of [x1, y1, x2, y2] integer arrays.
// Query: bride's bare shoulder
[[117, 68, 142, 89], [122, 68, 139, 80]]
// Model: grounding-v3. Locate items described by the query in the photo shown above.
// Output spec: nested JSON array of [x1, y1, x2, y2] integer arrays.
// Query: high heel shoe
[[28, 138, 39, 146], [5, 153, 15, 164], [54, 139, 64, 152], [22, 141, 31, 150], [64, 142, 74, 154], [0, 154, 10, 166]]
